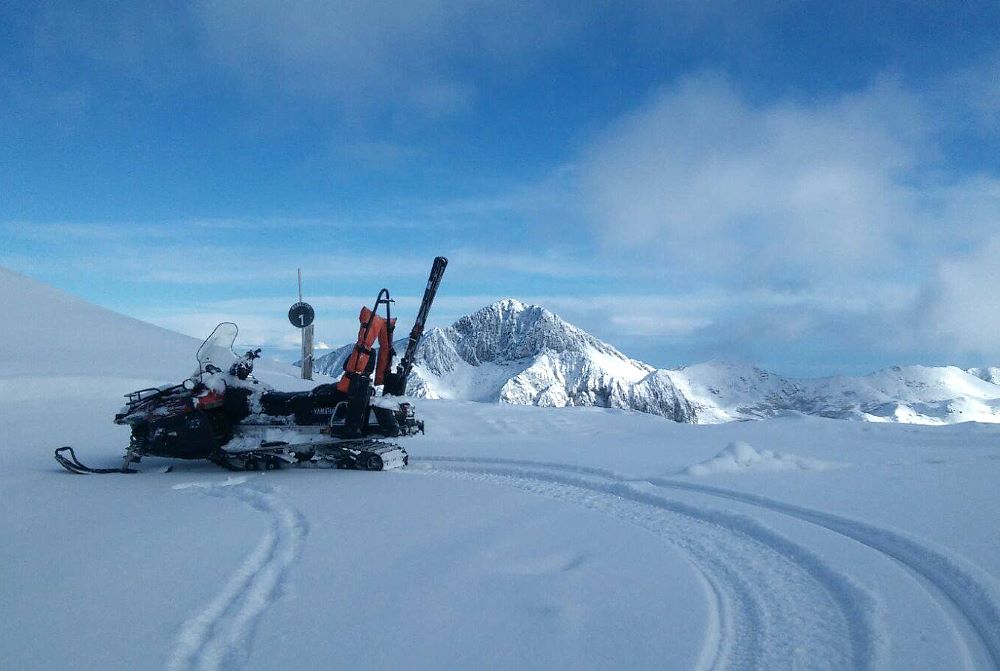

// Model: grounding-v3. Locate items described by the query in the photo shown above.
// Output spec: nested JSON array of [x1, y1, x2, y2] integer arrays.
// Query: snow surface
[[3, 268, 1000, 670]]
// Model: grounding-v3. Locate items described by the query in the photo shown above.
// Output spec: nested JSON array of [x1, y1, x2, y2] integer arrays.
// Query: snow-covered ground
[[3, 267, 1000, 669]]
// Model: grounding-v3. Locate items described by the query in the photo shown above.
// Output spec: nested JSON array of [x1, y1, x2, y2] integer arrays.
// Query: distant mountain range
[[310, 298, 1000, 425]]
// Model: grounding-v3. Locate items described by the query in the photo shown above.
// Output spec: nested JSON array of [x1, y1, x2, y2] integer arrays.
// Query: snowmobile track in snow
[[412, 458, 883, 671], [648, 476, 1000, 671], [167, 477, 308, 671], [417, 456, 1000, 671]]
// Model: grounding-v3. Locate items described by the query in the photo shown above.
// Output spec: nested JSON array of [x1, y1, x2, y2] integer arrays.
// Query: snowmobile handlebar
[[230, 348, 261, 380]]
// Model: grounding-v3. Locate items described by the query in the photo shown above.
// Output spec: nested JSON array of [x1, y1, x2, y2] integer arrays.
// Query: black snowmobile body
[[105, 370, 420, 467]]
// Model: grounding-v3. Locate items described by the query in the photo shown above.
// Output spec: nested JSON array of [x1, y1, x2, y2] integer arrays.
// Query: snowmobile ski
[[54, 446, 137, 474]]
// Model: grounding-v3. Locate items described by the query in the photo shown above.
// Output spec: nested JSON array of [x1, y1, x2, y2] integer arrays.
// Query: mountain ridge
[[311, 298, 1000, 425]]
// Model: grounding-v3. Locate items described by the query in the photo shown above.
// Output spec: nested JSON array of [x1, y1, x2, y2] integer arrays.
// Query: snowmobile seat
[[310, 383, 347, 406], [258, 387, 348, 424], [259, 391, 312, 417]]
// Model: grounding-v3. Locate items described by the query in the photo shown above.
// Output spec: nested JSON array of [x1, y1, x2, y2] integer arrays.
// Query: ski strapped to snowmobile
[[385, 255, 448, 396], [55, 256, 448, 474]]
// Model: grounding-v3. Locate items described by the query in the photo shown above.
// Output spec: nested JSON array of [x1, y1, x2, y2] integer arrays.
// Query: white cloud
[[920, 234, 1000, 356], [581, 73, 928, 284], [133, 293, 516, 351], [191, 0, 590, 116], [575, 71, 1000, 363], [144, 310, 363, 352]]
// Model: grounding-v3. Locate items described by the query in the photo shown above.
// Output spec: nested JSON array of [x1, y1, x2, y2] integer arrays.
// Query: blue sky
[[3, 1, 1000, 375]]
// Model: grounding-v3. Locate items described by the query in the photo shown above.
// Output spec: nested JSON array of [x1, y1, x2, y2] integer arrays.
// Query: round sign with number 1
[[288, 302, 315, 329]]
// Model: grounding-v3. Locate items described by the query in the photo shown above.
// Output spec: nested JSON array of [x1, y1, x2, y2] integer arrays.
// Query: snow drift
[[681, 440, 847, 476]]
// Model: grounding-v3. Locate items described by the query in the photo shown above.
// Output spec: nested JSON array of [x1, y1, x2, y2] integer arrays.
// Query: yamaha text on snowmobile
[[55, 257, 448, 474]]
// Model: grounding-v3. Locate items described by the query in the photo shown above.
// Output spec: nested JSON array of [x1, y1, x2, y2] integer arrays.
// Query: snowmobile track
[[167, 478, 308, 671], [417, 456, 1000, 671], [412, 459, 882, 671], [649, 476, 1000, 671]]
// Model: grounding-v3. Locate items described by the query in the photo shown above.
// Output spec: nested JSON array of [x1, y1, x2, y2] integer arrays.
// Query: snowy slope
[[3, 268, 1000, 670], [0, 266, 198, 379], [0, 267, 325, 421], [669, 362, 1000, 425]]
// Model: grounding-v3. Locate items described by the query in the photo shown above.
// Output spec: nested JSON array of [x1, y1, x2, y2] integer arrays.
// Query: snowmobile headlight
[[183, 378, 196, 391]]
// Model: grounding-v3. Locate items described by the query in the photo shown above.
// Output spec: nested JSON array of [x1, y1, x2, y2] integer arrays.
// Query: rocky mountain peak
[[447, 298, 638, 367]]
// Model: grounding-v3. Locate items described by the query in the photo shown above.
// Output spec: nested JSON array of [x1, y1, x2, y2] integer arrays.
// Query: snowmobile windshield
[[196, 322, 239, 375]]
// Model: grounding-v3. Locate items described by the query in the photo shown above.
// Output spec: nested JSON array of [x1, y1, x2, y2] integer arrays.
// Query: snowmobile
[[55, 257, 448, 474]]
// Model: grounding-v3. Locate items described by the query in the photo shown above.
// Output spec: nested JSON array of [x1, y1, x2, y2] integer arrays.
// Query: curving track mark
[[412, 460, 883, 671], [648, 476, 1000, 671], [418, 456, 1000, 671], [168, 477, 308, 671]]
